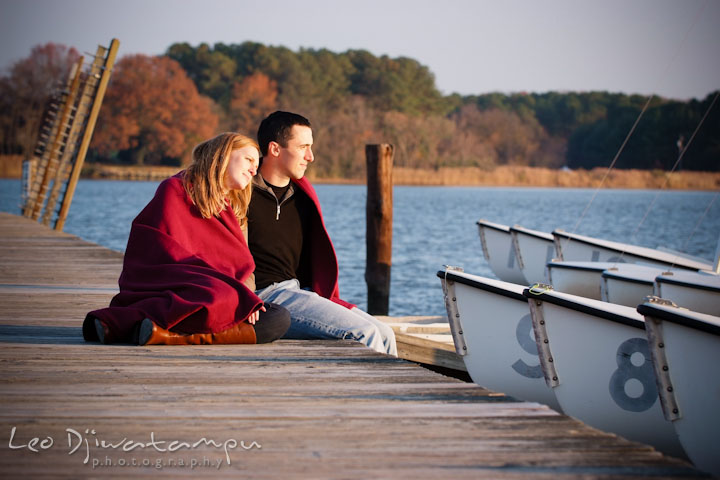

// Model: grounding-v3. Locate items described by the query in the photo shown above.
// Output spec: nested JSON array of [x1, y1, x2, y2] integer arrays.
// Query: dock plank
[[377, 316, 467, 372], [0, 212, 704, 478]]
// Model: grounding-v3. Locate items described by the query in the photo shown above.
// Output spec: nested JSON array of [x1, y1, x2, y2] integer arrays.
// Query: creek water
[[2, 178, 718, 316]]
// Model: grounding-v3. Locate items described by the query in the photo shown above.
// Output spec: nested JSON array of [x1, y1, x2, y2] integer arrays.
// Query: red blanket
[[83, 173, 262, 342], [293, 177, 354, 310]]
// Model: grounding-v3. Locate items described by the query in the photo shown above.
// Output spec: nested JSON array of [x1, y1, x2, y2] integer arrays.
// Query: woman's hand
[[247, 305, 267, 325]]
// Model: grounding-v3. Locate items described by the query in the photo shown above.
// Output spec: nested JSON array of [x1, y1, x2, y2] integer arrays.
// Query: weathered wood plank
[[377, 315, 450, 334], [377, 316, 466, 371]]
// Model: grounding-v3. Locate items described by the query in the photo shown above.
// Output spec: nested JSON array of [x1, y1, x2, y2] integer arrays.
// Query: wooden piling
[[365, 144, 393, 315]]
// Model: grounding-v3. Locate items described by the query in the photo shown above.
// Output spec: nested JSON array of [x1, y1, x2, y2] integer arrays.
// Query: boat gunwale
[[637, 302, 720, 336], [552, 230, 708, 271], [601, 270, 655, 286], [654, 273, 720, 293], [547, 261, 615, 273], [509, 225, 554, 241], [522, 288, 646, 330], [436, 270, 527, 302], [476, 219, 510, 233]]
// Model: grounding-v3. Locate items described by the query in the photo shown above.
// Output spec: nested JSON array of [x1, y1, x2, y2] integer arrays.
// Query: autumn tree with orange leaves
[[0, 43, 80, 155], [228, 72, 278, 136], [92, 54, 219, 165]]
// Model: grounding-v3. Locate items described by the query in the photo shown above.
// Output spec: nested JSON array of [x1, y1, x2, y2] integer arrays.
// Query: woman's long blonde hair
[[182, 133, 258, 226]]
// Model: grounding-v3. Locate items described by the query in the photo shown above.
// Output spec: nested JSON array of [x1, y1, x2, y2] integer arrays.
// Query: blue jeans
[[256, 279, 397, 356]]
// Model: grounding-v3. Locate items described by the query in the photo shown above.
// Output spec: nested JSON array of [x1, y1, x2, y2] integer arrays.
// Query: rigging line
[[566, 0, 710, 240], [612, 91, 719, 269], [624, 91, 718, 262], [568, 93, 654, 237]]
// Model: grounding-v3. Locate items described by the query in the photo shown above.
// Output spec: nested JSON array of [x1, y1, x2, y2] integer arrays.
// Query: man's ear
[[269, 141, 281, 157]]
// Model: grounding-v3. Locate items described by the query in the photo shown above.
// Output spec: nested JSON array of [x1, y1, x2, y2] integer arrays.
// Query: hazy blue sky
[[1, 0, 718, 100]]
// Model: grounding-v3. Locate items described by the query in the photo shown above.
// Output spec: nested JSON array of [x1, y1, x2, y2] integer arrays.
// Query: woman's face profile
[[225, 146, 259, 191]]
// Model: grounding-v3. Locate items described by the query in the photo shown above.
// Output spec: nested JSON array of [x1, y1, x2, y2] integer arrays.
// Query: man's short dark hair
[[257, 111, 312, 156]]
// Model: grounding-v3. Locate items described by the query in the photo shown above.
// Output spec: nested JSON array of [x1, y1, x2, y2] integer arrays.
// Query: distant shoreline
[[1, 156, 718, 190]]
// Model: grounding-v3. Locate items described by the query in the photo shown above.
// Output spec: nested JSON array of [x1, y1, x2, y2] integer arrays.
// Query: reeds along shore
[[1, 155, 719, 189], [386, 166, 720, 189]]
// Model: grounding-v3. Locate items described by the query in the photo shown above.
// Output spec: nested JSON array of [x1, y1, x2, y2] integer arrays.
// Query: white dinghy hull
[[654, 271, 720, 316], [509, 225, 556, 284], [601, 264, 665, 307], [438, 269, 561, 411], [553, 229, 712, 271], [523, 286, 686, 458], [639, 299, 720, 475], [477, 220, 528, 284], [546, 261, 618, 299]]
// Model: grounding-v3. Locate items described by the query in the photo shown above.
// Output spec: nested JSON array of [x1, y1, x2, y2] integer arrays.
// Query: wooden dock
[[378, 316, 467, 374], [0, 212, 706, 478]]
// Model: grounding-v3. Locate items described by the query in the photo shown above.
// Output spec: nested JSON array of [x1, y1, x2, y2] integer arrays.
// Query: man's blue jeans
[[256, 279, 397, 356]]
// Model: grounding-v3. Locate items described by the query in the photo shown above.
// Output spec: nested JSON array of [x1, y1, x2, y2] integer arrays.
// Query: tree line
[[1, 41, 718, 177]]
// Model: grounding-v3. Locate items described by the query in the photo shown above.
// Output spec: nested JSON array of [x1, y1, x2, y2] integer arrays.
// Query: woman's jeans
[[256, 279, 397, 356]]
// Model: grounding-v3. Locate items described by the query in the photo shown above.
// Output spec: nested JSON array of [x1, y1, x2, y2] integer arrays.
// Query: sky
[[1, 0, 719, 101]]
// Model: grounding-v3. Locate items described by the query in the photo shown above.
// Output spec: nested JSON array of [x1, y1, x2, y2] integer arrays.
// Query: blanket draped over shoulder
[[292, 176, 354, 310], [83, 173, 262, 343]]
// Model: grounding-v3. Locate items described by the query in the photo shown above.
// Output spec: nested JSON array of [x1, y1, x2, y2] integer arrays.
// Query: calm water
[[2, 179, 719, 316]]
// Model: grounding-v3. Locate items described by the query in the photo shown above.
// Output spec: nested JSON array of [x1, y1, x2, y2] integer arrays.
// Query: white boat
[[476, 219, 527, 284], [638, 298, 720, 475], [654, 270, 720, 316], [601, 265, 720, 314], [546, 235, 717, 305], [601, 264, 667, 307], [522, 284, 686, 458], [546, 261, 619, 300], [552, 229, 713, 271], [437, 268, 562, 411], [509, 225, 556, 283]]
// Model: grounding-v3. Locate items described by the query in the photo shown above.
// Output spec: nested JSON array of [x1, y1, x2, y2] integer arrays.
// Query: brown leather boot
[[138, 318, 256, 345]]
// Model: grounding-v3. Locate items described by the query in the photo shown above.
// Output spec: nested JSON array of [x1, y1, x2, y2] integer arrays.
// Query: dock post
[[365, 144, 394, 315]]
